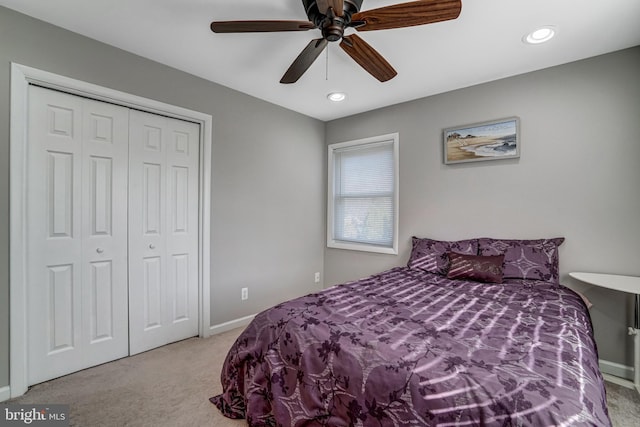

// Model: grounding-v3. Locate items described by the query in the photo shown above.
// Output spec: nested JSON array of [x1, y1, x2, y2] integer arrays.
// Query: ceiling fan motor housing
[[302, 0, 363, 41], [301, 0, 363, 17]]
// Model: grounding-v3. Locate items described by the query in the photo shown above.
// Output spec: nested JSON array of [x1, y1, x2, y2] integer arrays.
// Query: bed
[[211, 237, 611, 426]]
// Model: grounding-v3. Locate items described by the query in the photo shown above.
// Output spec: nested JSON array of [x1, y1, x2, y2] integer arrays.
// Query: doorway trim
[[9, 63, 213, 398]]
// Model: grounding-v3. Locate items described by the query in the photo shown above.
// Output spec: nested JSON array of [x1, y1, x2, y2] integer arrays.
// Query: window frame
[[327, 133, 399, 255]]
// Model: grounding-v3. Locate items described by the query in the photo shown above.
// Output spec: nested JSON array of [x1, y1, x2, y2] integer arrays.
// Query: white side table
[[570, 272, 640, 394]]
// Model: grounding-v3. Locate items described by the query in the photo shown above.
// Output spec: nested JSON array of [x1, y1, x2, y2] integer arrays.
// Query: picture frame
[[443, 117, 520, 164]]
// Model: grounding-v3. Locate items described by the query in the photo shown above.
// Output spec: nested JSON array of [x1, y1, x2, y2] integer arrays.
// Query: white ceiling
[[2, 0, 639, 121]]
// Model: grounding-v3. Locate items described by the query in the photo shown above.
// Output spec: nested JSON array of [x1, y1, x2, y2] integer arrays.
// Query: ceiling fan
[[210, 0, 462, 84]]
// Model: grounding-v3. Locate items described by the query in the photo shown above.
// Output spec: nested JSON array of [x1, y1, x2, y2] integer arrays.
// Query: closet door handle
[[96, 248, 104, 254], [149, 244, 156, 250]]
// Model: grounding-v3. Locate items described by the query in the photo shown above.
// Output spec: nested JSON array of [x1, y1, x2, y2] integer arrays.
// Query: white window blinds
[[328, 134, 398, 254]]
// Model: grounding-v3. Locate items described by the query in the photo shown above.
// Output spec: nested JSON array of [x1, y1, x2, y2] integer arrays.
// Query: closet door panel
[[129, 111, 167, 354], [129, 110, 199, 354], [27, 87, 129, 385], [165, 120, 200, 342], [27, 87, 84, 385], [80, 97, 129, 364]]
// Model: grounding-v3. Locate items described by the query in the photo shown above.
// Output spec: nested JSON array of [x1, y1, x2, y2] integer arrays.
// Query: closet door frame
[[9, 63, 213, 398]]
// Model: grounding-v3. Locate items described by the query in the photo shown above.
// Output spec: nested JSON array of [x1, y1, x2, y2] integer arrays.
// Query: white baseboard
[[209, 314, 256, 336], [602, 373, 635, 390], [0, 386, 11, 402], [599, 359, 634, 381]]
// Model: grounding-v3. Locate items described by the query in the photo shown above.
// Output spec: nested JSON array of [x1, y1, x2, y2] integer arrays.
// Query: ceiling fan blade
[[280, 38, 329, 84], [352, 0, 461, 32], [210, 20, 315, 33], [340, 34, 397, 82], [317, 0, 344, 16]]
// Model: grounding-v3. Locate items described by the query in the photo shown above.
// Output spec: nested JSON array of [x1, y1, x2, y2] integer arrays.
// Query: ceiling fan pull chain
[[326, 44, 329, 81]]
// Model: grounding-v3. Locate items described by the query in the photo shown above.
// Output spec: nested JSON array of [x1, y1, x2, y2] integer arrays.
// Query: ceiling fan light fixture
[[327, 92, 346, 102], [524, 26, 556, 44]]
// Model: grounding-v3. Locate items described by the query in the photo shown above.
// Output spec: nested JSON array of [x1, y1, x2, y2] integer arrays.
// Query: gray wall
[[325, 47, 640, 367], [0, 6, 325, 388]]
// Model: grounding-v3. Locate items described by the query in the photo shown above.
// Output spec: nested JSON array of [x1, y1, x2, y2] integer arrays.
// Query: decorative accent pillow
[[477, 237, 565, 283], [407, 237, 478, 275], [447, 252, 505, 283]]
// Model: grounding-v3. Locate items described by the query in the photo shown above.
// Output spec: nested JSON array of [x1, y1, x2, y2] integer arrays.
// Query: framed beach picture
[[443, 117, 520, 164]]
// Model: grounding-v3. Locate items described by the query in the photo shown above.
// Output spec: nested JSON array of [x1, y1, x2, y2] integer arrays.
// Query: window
[[327, 133, 399, 254]]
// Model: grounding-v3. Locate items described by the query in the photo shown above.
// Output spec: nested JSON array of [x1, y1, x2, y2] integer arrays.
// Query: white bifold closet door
[[128, 109, 200, 355], [27, 86, 130, 385], [26, 86, 200, 385]]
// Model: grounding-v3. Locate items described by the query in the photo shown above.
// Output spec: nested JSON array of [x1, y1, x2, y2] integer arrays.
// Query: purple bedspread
[[211, 267, 610, 426]]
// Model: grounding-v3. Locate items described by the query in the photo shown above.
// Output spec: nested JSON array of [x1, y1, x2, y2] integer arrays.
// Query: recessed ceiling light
[[524, 26, 556, 44], [327, 92, 346, 102]]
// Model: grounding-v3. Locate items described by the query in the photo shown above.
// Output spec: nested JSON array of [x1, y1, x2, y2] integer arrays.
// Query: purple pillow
[[477, 237, 565, 283], [447, 252, 505, 284], [408, 237, 478, 275]]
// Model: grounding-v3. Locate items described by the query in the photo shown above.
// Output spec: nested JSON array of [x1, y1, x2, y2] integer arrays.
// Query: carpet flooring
[[5, 327, 640, 426]]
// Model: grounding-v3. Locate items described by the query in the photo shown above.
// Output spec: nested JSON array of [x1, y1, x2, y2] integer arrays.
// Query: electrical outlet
[[314, 272, 320, 283], [241, 287, 248, 301]]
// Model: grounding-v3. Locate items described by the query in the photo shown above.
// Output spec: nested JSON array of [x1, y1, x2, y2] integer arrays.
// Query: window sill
[[327, 240, 398, 255]]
